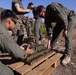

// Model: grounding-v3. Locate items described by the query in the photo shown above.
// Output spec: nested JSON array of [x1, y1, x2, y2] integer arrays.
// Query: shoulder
[[12, 0, 20, 7], [0, 23, 14, 42], [46, 2, 62, 11], [12, 0, 20, 5], [0, 22, 7, 33]]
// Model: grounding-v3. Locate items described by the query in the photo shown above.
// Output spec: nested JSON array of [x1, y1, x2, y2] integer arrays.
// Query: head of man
[[27, 2, 34, 9], [1, 9, 17, 30], [37, 5, 46, 18]]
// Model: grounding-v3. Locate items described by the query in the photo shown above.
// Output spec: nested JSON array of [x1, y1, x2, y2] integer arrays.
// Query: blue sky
[[0, 0, 76, 17]]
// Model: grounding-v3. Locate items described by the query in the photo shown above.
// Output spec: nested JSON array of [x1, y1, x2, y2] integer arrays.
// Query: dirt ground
[[51, 29, 76, 75]]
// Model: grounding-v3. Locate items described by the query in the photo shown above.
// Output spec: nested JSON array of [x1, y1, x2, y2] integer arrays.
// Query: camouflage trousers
[[12, 16, 27, 45]]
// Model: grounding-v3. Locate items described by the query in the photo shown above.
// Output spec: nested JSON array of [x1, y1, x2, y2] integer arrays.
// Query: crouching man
[[36, 2, 76, 66], [0, 9, 34, 75]]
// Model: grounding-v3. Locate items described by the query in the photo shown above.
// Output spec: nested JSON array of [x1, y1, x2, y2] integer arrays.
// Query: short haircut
[[27, 2, 34, 9], [37, 5, 45, 13], [28, 2, 34, 6], [1, 9, 17, 20]]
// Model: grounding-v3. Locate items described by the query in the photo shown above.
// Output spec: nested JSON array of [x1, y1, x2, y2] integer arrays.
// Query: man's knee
[[1, 66, 14, 75]]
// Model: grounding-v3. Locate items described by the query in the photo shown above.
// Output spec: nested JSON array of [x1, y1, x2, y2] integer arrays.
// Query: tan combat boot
[[62, 56, 71, 66]]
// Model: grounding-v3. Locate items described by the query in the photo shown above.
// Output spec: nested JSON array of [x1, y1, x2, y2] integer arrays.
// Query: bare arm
[[16, 5, 31, 14], [47, 34, 52, 50]]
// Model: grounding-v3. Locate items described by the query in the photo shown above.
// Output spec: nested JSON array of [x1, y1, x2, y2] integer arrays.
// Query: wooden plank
[[0, 51, 62, 75], [44, 67, 54, 75], [15, 51, 56, 75], [0, 55, 24, 74], [25, 53, 62, 75], [0, 56, 11, 60], [0, 53, 9, 56], [42, 60, 60, 75], [0, 57, 23, 67], [0, 55, 24, 69], [54, 59, 60, 68], [39, 53, 62, 75], [7, 62, 24, 70]]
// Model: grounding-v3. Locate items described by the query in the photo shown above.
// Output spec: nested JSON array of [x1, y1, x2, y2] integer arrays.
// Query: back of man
[[45, 2, 72, 26]]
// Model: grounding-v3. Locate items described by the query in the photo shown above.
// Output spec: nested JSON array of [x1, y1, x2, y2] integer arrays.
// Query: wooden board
[[25, 53, 62, 75], [15, 51, 56, 75], [0, 51, 63, 75]]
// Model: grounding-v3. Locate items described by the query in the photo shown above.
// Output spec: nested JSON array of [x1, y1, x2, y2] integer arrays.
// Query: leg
[[0, 62, 14, 75], [29, 27, 32, 35], [51, 23, 63, 48], [26, 27, 29, 38], [64, 15, 76, 57], [27, 27, 32, 38], [17, 18, 25, 45], [62, 13, 76, 65], [34, 17, 42, 43], [17, 34, 24, 45], [39, 24, 44, 40]]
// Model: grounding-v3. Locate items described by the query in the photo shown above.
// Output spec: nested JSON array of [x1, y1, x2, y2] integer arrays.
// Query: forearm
[[6, 43, 27, 60], [16, 6, 31, 14], [48, 34, 52, 44], [63, 27, 68, 37], [1, 35, 27, 60], [64, 25, 67, 30], [18, 8, 31, 13]]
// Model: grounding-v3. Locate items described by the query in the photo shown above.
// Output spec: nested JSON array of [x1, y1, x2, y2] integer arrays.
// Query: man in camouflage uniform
[[37, 2, 76, 65], [28, 2, 44, 44], [0, 9, 34, 75], [12, 0, 33, 45]]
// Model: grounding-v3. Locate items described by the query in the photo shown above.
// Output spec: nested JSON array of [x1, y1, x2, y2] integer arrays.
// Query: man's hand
[[47, 34, 52, 51], [26, 48, 34, 55], [63, 29, 67, 37], [20, 44, 34, 55], [20, 43, 29, 50], [24, 9, 31, 13], [47, 44, 51, 50], [20, 45, 25, 50]]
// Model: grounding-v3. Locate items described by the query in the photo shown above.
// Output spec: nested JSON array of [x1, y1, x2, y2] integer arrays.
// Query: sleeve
[[51, 2, 68, 26], [0, 33, 27, 60], [15, 3, 20, 7], [12, 0, 20, 7], [45, 18, 52, 36]]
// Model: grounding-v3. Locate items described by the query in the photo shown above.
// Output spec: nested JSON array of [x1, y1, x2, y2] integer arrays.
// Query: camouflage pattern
[[12, 0, 27, 44], [25, 16, 33, 37]]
